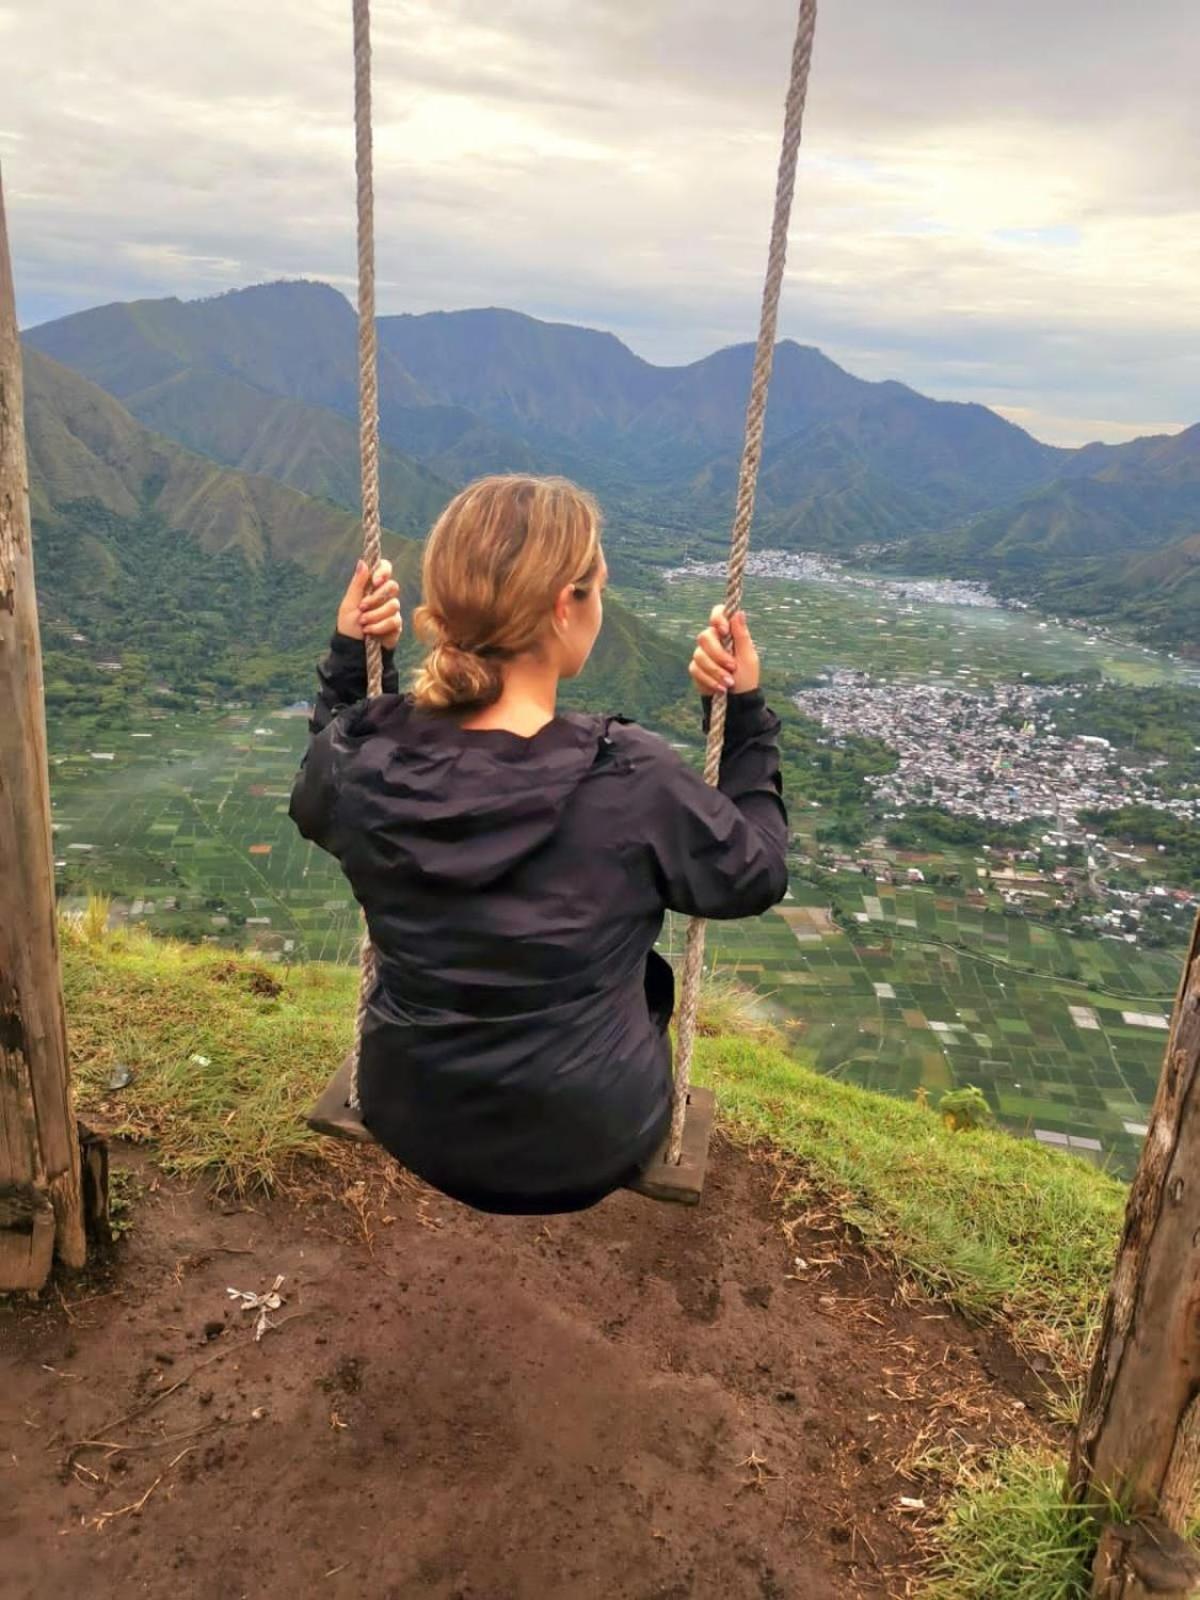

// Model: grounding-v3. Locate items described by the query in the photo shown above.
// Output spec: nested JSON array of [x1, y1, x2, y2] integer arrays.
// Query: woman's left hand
[[689, 605, 760, 696], [337, 559, 402, 650]]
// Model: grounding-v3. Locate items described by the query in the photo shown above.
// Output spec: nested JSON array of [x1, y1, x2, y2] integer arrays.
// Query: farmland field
[[51, 711, 363, 963], [630, 566, 1200, 692], [664, 875, 1175, 1179]]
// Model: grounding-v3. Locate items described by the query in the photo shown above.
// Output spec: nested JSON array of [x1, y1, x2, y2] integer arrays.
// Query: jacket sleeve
[[647, 690, 789, 920], [288, 632, 399, 856]]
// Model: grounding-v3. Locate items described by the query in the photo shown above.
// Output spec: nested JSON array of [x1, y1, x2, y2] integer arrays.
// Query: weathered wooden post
[[1070, 909, 1200, 1598], [0, 163, 87, 1290]]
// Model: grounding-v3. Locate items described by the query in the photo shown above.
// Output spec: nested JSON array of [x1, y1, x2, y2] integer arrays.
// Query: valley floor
[[1, 1142, 1050, 1600]]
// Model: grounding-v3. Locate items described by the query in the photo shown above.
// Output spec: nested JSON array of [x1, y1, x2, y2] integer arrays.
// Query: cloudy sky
[[3, 0, 1197, 445]]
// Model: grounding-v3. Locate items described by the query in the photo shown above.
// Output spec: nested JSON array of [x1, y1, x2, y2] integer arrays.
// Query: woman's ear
[[553, 581, 575, 632]]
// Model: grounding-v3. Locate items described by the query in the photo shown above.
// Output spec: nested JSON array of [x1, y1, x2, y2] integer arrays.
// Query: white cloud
[[992, 406, 1189, 450], [2, 0, 1197, 445]]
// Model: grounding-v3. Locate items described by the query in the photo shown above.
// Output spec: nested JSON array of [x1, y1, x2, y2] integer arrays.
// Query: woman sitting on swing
[[290, 474, 788, 1214]]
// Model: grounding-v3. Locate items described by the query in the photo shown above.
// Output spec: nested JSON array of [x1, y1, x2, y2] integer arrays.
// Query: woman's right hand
[[337, 559, 402, 650], [688, 604, 760, 696]]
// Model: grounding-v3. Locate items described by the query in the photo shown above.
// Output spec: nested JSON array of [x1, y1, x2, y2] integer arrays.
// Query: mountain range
[[22, 278, 1200, 653], [26, 281, 1067, 545]]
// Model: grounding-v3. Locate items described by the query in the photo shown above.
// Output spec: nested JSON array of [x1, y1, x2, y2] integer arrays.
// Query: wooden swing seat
[[306, 1054, 714, 1206]]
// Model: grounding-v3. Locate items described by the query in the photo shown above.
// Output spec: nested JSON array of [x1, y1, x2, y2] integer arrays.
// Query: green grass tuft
[[922, 1452, 1100, 1600], [63, 925, 358, 1193]]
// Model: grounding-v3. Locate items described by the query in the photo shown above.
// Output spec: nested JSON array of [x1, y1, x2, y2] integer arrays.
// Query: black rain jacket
[[290, 633, 788, 1213]]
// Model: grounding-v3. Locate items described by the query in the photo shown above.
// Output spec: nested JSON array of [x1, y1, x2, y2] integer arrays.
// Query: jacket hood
[[342, 695, 615, 889]]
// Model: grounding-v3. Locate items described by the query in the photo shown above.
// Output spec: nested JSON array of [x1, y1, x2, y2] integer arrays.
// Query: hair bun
[[412, 633, 504, 713]]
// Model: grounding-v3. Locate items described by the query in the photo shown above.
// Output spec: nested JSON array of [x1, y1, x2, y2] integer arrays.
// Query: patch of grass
[[920, 1451, 1099, 1600], [63, 924, 357, 1194], [693, 1028, 1126, 1369], [694, 971, 785, 1045]]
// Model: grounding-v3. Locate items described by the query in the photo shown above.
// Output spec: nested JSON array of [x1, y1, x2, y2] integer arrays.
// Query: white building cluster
[[794, 671, 1199, 829], [664, 549, 997, 609]]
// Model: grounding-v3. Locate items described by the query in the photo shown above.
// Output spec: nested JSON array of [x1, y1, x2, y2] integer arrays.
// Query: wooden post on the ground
[[0, 163, 87, 1289], [1070, 908, 1200, 1598]]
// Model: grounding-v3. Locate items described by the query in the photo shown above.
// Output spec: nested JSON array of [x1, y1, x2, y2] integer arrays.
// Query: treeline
[[885, 808, 1034, 851], [1081, 804, 1200, 886], [1024, 666, 1103, 688], [1052, 683, 1200, 775]]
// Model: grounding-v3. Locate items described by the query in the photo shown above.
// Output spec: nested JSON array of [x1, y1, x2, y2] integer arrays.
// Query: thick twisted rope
[[349, 0, 382, 1109], [340, 0, 816, 1127], [666, 0, 818, 1164]]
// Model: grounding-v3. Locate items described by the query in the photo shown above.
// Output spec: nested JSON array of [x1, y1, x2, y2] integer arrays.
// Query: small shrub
[[82, 893, 112, 945], [939, 1085, 994, 1133]]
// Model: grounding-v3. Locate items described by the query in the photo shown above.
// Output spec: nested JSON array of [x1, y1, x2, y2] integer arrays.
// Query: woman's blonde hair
[[411, 474, 602, 712]]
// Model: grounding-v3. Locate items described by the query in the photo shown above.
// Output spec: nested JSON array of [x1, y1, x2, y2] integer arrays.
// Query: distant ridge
[[900, 425, 1200, 582], [26, 280, 1064, 548], [22, 345, 419, 579]]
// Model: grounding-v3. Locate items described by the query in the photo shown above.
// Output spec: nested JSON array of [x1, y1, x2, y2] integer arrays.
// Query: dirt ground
[[1, 1140, 1052, 1600]]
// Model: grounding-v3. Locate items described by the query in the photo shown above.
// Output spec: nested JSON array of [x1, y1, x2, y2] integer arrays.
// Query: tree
[[0, 168, 87, 1289]]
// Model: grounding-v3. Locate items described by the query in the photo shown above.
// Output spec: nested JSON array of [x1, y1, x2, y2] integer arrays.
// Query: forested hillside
[[23, 348, 685, 720], [899, 426, 1200, 578]]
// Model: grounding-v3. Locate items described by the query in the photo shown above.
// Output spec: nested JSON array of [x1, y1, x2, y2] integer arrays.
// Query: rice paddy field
[[632, 567, 1200, 691], [665, 876, 1176, 1179], [50, 710, 362, 963], [50, 565, 1196, 1179]]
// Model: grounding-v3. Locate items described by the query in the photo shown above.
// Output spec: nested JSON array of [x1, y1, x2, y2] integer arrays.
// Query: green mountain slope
[[24, 349, 685, 718], [1020, 529, 1200, 652], [125, 367, 452, 538], [711, 386, 1069, 549], [23, 346, 412, 578], [899, 425, 1200, 580], [23, 348, 425, 712]]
